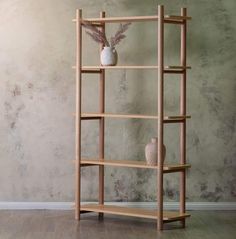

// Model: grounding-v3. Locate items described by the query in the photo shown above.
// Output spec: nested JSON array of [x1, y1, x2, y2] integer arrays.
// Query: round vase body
[[100, 47, 118, 66], [145, 137, 166, 166]]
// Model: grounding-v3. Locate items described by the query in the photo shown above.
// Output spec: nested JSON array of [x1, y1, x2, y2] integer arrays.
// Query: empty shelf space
[[81, 113, 191, 122], [80, 159, 191, 172], [80, 204, 190, 221]]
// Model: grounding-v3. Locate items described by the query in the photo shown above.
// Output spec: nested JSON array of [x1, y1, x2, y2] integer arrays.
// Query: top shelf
[[73, 15, 191, 25]]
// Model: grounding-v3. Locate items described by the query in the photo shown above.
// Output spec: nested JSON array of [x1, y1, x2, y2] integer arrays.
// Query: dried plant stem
[[83, 21, 131, 48], [83, 21, 109, 46], [110, 23, 131, 48]]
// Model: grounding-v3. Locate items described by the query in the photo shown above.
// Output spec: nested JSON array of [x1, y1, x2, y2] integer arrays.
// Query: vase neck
[[104, 46, 115, 49], [151, 137, 157, 143]]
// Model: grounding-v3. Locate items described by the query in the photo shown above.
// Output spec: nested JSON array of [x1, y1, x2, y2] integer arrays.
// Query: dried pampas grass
[[83, 21, 131, 47]]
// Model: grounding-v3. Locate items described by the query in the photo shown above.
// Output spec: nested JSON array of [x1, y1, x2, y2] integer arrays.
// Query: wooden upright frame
[[98, 11, 105, 219], [74, 5, 191, 231]]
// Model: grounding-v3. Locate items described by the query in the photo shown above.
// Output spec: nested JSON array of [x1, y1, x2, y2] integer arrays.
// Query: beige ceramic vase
[[145, 137, 166, 166], [100, 47, 118, 66]]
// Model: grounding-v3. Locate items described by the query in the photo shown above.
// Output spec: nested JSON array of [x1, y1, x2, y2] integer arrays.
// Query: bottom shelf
[[81, 204, 190, 222]]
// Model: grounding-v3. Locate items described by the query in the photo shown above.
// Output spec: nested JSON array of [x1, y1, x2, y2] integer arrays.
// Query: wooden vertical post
[[98, 11, 105, 219], [157, 5, 164, 231], [180, 7, 187, 228], [75, 9, 82, 220]]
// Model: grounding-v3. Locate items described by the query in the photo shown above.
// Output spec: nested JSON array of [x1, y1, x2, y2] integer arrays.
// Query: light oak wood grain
[[73, 5, 191, 231], [76, 15, 191, 24], [81, 204, 190, 221], [180, 7, 187, 228], [157, 5, 164, 230], [98, 11, 105, 219], [80, 159, 191, 172], [75, 8, 82, 221], [72, 65, 191, 71], [81, 113, 191, 121]]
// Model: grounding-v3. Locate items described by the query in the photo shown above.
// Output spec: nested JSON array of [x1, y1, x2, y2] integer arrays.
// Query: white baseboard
[[0, 202, 73, 210], [0, 201, 236, 210]]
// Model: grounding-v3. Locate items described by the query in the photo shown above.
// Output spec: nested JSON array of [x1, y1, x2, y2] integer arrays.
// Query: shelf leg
[[157, 5, 164, 231], [75, 9, 82, 220], [180, 7, 187, 228], [98, 11, 106, 219]]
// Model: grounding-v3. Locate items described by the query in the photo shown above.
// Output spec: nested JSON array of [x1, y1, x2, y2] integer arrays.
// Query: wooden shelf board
[[80, 204, 190, 221], [80, 15, 191, 24], [80, 159, 191, 172], [79, 65, 191, 70], [72, 66, 191, 72], [81, 113, 191, 121]]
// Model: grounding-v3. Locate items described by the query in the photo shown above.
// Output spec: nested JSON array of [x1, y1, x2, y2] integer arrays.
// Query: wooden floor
[[0, 210, 235, 239]]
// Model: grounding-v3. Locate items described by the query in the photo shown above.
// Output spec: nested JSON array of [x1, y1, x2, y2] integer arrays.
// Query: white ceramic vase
[[100, 47, 118, 66], [145, 137, 166, 166]]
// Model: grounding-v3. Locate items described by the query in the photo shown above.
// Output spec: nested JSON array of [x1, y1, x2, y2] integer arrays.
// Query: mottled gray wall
[[0, 0, 235, 203]]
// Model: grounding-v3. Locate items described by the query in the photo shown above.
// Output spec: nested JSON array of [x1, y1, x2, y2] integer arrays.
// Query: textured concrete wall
[[0, 0, 235, 203]]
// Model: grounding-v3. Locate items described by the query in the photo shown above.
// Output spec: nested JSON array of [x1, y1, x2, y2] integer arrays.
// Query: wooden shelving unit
[[73, 5, 191, 231]]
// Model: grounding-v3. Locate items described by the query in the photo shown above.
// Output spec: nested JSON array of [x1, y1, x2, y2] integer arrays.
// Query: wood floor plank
[[0, 210, 236, 238]]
